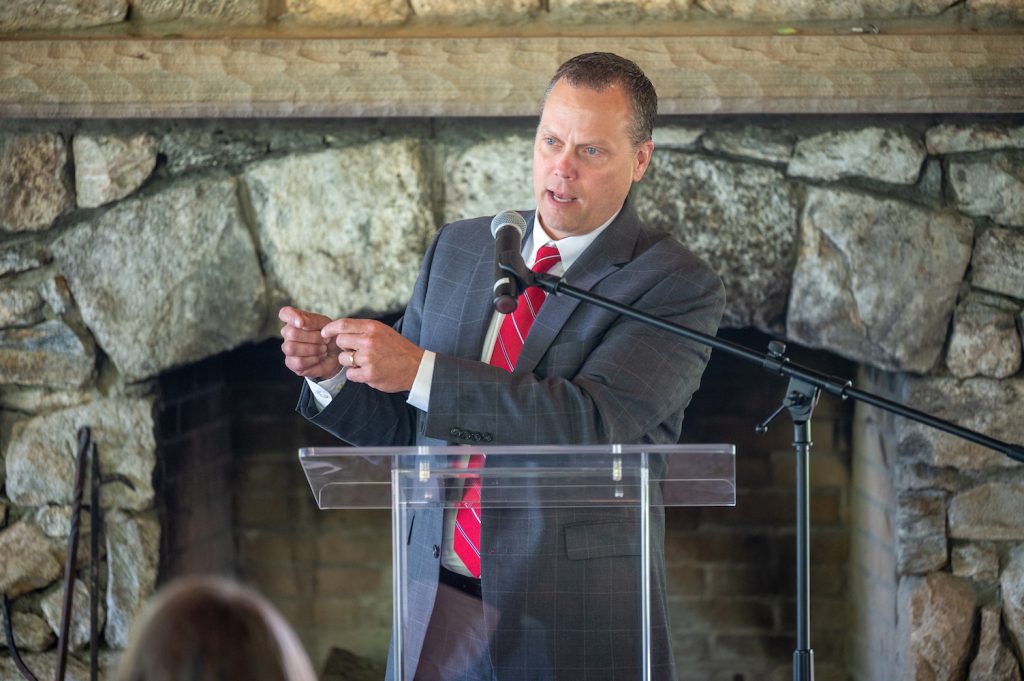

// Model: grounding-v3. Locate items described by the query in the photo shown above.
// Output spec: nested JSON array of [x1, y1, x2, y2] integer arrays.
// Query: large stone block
[[73, 133, 158, 209], [0, 611, 54, 653], [971, 228, 1024, 299], [949, 482, 1024, 541], [279, 0, 409, 24], [1003, 546, 1024, 661], [32, 505, 94, 567], [5, 398, 156, 511], [0, 287, 44, 328], [0, 320, 95, 389], [35, 505, 92, 539], [40, 579, 104, 652], [949, 152, 1024, 227], [634, 153, 799, 330], [413, 0, 538, 22], [0, 241, 49, 278], [702, 125, 795, 165], [895, 376, 1024, 470], [951, 542, 999, 584], [968, 606, 1022, 681], [926, 123, 1024, 154], [967, 0, 1024, 21], [788, 127, 926, 185], [52, 176, 266, 382], [787, 188, 973, 372], [895, 490, 948, 574], [0, 0, 126, 30], [130, 0, 265, 23], [159, 124, 271, 176], [697, 0, 953, 20], [653, 126, 705, 150], [0, 386, 91, 414], [0, 522, 62, 600], [549, 0, 688, 22], [444, 133, 534, 224], [898, 573, 977, 681], [0, 133, 73, 233], [241, 140, 436, 320], [104, 510, 159, 649], [917, 158, 943, 200], [946, 294, 1022, 379]]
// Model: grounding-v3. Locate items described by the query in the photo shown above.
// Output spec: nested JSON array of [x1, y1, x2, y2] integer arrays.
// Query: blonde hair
[[116, 576, 317, 681]]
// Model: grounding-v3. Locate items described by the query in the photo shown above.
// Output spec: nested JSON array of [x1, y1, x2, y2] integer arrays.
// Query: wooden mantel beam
[[0, 33, 1022, 118]]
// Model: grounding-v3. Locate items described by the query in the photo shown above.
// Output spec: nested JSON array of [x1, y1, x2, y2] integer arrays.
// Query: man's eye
[[545, 137, 556, 145], [585, 146, 599, 156]]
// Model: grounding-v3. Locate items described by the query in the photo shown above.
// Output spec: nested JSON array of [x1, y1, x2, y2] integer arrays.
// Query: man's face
[[532, 78, 654, 241]]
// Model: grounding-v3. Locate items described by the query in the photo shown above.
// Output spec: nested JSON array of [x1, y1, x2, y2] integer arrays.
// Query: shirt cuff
[[407, 350, 435, 412], [306, 370, 347, 411]]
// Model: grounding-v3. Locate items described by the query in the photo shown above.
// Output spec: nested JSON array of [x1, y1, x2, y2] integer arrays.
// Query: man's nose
[[553, 149, 576, 180]]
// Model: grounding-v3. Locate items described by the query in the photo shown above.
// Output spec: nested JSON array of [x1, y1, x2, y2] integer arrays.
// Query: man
[[280, 52, 724, 681]]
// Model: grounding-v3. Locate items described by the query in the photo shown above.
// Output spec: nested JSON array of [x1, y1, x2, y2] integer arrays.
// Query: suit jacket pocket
[[564, 520, 641, 560]]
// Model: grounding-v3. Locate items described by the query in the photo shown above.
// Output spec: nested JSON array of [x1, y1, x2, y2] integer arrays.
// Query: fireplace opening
[[154, 326, 855, 679]]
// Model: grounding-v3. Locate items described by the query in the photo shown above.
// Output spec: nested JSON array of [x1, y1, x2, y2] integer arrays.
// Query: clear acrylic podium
[[300, 444, 735, 681]]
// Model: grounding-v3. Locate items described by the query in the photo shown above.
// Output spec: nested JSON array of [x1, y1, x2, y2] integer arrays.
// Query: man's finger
[[281, 306, 333, 331], [321, 317, 378, 339], [333, 332, 368, 352], [281, 325, 330, 344], [282, 340, 327, 358], [285, 354, 320, 374], [279, 306, 305, 326]]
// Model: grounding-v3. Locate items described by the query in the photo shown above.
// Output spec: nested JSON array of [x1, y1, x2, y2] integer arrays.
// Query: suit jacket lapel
[[514, 198, 642, 375], [455, 229, 501, 361]]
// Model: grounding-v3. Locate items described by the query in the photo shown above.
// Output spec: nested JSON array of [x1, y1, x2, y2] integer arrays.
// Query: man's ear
[[632, 140, 655, 182]]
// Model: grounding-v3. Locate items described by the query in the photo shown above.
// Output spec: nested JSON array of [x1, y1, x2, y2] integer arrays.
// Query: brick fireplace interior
[[154, 325, 856, 681]]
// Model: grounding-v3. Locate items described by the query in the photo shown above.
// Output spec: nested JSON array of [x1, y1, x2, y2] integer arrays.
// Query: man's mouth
[[549, 191, 576, 204]]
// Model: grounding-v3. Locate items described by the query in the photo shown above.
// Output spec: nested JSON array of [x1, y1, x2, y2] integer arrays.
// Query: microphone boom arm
[[528, 270, 1024, 463]]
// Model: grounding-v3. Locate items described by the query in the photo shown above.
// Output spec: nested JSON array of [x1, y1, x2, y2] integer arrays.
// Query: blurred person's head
[[116, 576, 317, 681]]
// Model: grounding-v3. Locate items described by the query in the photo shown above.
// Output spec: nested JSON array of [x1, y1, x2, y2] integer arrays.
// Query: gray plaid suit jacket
[[298, 196, 725, 681]]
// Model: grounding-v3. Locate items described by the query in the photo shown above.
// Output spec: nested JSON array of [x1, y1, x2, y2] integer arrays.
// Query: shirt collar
[[523, 206, 622, 270]]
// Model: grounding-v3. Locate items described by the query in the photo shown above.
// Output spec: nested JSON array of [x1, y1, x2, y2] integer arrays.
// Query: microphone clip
[[497, 250, 536, 291]]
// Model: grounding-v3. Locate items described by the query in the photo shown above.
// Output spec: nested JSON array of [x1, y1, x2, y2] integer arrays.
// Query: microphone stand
[[499, 253, 1024, 681]]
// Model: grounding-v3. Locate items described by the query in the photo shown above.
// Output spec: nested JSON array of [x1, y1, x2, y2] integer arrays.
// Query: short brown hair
[[116, 576, 317, 681], [543, 52, 658, 147]]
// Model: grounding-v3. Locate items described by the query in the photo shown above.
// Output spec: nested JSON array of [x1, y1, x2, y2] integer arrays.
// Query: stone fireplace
[[1, 3, 1024, 679], [2, 112, 1022, 680]]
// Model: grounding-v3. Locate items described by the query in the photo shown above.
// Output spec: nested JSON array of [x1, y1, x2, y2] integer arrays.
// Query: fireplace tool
[[2, 426, 133, 681]]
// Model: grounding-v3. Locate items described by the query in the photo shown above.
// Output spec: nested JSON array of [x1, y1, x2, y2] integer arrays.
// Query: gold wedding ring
[[350, 351, 359, 368]]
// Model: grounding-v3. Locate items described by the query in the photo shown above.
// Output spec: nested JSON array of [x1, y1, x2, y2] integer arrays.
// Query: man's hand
[[321, 318, 425, 394], [279, 306, 341, 380]]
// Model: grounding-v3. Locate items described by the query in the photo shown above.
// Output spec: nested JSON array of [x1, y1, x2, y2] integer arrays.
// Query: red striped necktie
[[452, 243, 562, 578]]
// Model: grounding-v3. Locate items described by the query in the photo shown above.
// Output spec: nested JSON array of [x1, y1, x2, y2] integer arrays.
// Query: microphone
[[491, 210, 528, 314]]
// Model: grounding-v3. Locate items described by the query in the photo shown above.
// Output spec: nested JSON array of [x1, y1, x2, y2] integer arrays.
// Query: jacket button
[[449, 427, 461, 438], [482, 433, 493, 443], [472, 432, 483, 441], [432, 544, 440, 559]]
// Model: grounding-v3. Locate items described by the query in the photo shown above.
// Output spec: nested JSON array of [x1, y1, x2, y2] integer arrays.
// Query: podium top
[[299, 443, 735, 510]]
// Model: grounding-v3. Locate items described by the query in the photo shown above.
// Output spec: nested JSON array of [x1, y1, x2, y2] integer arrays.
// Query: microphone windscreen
[[490, 210, 527, 239]]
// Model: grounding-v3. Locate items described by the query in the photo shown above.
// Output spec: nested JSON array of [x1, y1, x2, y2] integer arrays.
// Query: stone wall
[[2, 0, 1022, 34], [1, 114, 1023, 680]]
